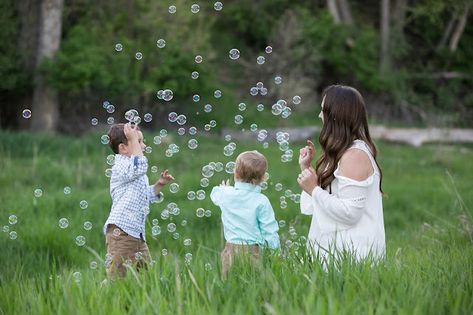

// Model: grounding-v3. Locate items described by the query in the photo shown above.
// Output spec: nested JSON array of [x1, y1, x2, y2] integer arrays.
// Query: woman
[[297, 85, 385, 263]]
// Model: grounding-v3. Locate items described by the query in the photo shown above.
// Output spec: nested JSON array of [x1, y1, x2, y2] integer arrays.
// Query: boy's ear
[[118, 143, 127, 154]]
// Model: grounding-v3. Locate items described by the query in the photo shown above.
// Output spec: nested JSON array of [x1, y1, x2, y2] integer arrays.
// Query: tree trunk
[[337, 0, 354, 25], [380, 0, 391, 77], [449, 2, 471, 52], [437, 13, 457, 50], [31, 0, 63, 133], [327, 0, 341, 24]]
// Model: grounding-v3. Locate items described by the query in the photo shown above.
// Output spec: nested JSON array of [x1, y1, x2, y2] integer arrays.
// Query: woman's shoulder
[[337, 146, 374, 182]]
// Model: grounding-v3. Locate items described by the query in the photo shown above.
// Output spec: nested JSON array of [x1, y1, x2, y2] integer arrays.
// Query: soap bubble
[[135, 52, 143, 60], [9, 231, 17, 240], [260, 87, 268, 95], [163, 89, 174, 101], [168, 112, 178, 123], [257, 56, 265, 65], [106, 104, 115, 113], [161, 210, 170, 220], [274, 76, 282, 84], [189, 126, 197, 135], [293, 95, 301, 104], [204, 104, 212, 112], [275, 183, 283, 191], [201, 165, 214, 178], [101, 135, 110, 144], [168, 5, 176, 14], [257, 103, 264, 111], [83, 221, 93, 231], [195, 55, 203, 63], [196, 190, 206, 200], [238, 103, 246, 111], [144, 113, 153, 122], [250, 87, 259, 96], [250, 124, 258, 132], [90, 261, 98, 269], [191, 71, 199, 79], [214, 89, 222, 98], [178, 127, 186, 136], [79, 200, 88, 209], [63, 186, 71, 195], [152, 225, 161, 236], [75, 235, 86, 246], [3, 225, 9, 233], [234, 115, 243, 125], [105, 168, 112, 177], [172, 232, 180, 240], [176, 115, 187, 125], [224, 134, 232, 141], [187, 191, 196, 200], [215, 162, 224, 172], [223, 145, 234, 157], [162, 249, 168, 256], [133, 116, 141, 124], [214, 1, 223, 11], [204, 124, 211, 131], [265, 46, 273, 54], [169, 183, 180, 193], [281, 107, 292, 119], [167, 223, 176, 233], [151, 166, 159, 174], [34, 188, 43, 198], [280, 201, 287, 209], [160, 129, 168, 137], [188, 139, 198, 149], [156, 39, 166, 48], [107, 117, 114, 124], [229, 48, 240, 60], [106, 154, 115, 166], [193, 94, 200, 102], [181, 220, 187, 226], [196, 208, 205, 218], [8, 215, 17, 225], [191, 4, 200, 13], [152, 219, 159, 226], [205, 263, 212, 271], [272, 104, 283, 115], [256, 82, 264, 89], [91, 118, 98, 126], [200, 178, 209, 187], [185, 253, 193, 263], [22, 109, 32, 119], [225, 161, 235, 174], [184, 238, 192, 246], [115, 43, 123, 52], [205, 210, 212, 217]]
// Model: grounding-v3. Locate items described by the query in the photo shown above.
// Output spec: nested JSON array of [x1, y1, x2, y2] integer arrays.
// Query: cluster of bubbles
[[276, 131, 294, 163], [271, 99, 292, 119], [168, 112, 187, 126], [249, 81, 268, 97], [3, 215, 18, 240], [124, 109, 141, 124], [157, 89, 174, 102], [165, 143, 180, 158], [195, 207, 212, 218]]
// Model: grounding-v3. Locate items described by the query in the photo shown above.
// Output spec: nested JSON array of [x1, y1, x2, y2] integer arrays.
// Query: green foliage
[[0, 131, 472, 313]]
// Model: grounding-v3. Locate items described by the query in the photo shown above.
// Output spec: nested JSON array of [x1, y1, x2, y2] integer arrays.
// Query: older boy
[[104, 123, 174, 278]]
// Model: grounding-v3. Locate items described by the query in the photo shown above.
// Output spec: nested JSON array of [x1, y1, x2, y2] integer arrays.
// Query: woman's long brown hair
[[315, 85, 383, 192]]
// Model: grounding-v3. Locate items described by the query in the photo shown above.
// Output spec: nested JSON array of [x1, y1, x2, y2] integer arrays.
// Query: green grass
[[0, 130, 472, 314]]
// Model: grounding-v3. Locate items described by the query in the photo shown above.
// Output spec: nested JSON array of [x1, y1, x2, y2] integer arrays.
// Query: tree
[[31, 0, 63, 133], [380, 0, 390, 77]]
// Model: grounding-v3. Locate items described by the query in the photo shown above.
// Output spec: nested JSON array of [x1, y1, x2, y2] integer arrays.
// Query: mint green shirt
[[210, 182, 280, 249]]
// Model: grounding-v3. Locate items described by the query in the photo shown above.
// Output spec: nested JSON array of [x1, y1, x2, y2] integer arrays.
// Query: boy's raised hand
[[124, 123, 139, 142], [157, 170, 174, 187], [220, 179, 231, 187]]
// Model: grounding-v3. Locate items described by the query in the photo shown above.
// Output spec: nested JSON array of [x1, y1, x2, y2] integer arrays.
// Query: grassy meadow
[[0, 130, 472, 314]]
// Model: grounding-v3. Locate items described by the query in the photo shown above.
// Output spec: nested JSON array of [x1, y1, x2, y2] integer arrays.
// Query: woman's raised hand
[[299, 139, 316, 171]]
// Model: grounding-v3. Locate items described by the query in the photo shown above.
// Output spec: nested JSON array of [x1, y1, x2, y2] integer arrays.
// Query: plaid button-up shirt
[[103, 154, 161, 240]]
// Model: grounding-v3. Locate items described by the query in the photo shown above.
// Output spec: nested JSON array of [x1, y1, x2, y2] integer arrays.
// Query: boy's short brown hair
[[235, 151, 268, 185], [108, 123, 140, 154]]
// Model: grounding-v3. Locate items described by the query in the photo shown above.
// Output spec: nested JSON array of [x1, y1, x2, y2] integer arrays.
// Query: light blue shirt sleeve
[[257, 198, 280, 249], [113, 155, 148, 184], [210, 186, 224, 206]]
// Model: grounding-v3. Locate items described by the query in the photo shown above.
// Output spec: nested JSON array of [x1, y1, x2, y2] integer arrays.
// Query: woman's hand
[[299, 139, 316, 171], [297, 168, 318, 195]]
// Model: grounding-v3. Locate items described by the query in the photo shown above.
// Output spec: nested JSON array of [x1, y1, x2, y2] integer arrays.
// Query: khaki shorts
[[105, 224, 151, 278], [220, 243, 261, 278]]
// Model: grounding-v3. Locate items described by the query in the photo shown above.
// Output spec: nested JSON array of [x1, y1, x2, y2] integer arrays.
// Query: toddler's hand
[[220, 179, 231, 186], [157, 170, 174, 186]]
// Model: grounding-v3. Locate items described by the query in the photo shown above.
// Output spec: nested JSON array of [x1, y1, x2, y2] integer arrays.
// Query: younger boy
[[210, 150, 280, 278], [104, 123, 174, 278]]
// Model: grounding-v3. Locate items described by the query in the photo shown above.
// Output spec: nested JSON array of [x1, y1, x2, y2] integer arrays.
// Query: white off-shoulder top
[[300, 140, 386, 262]]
